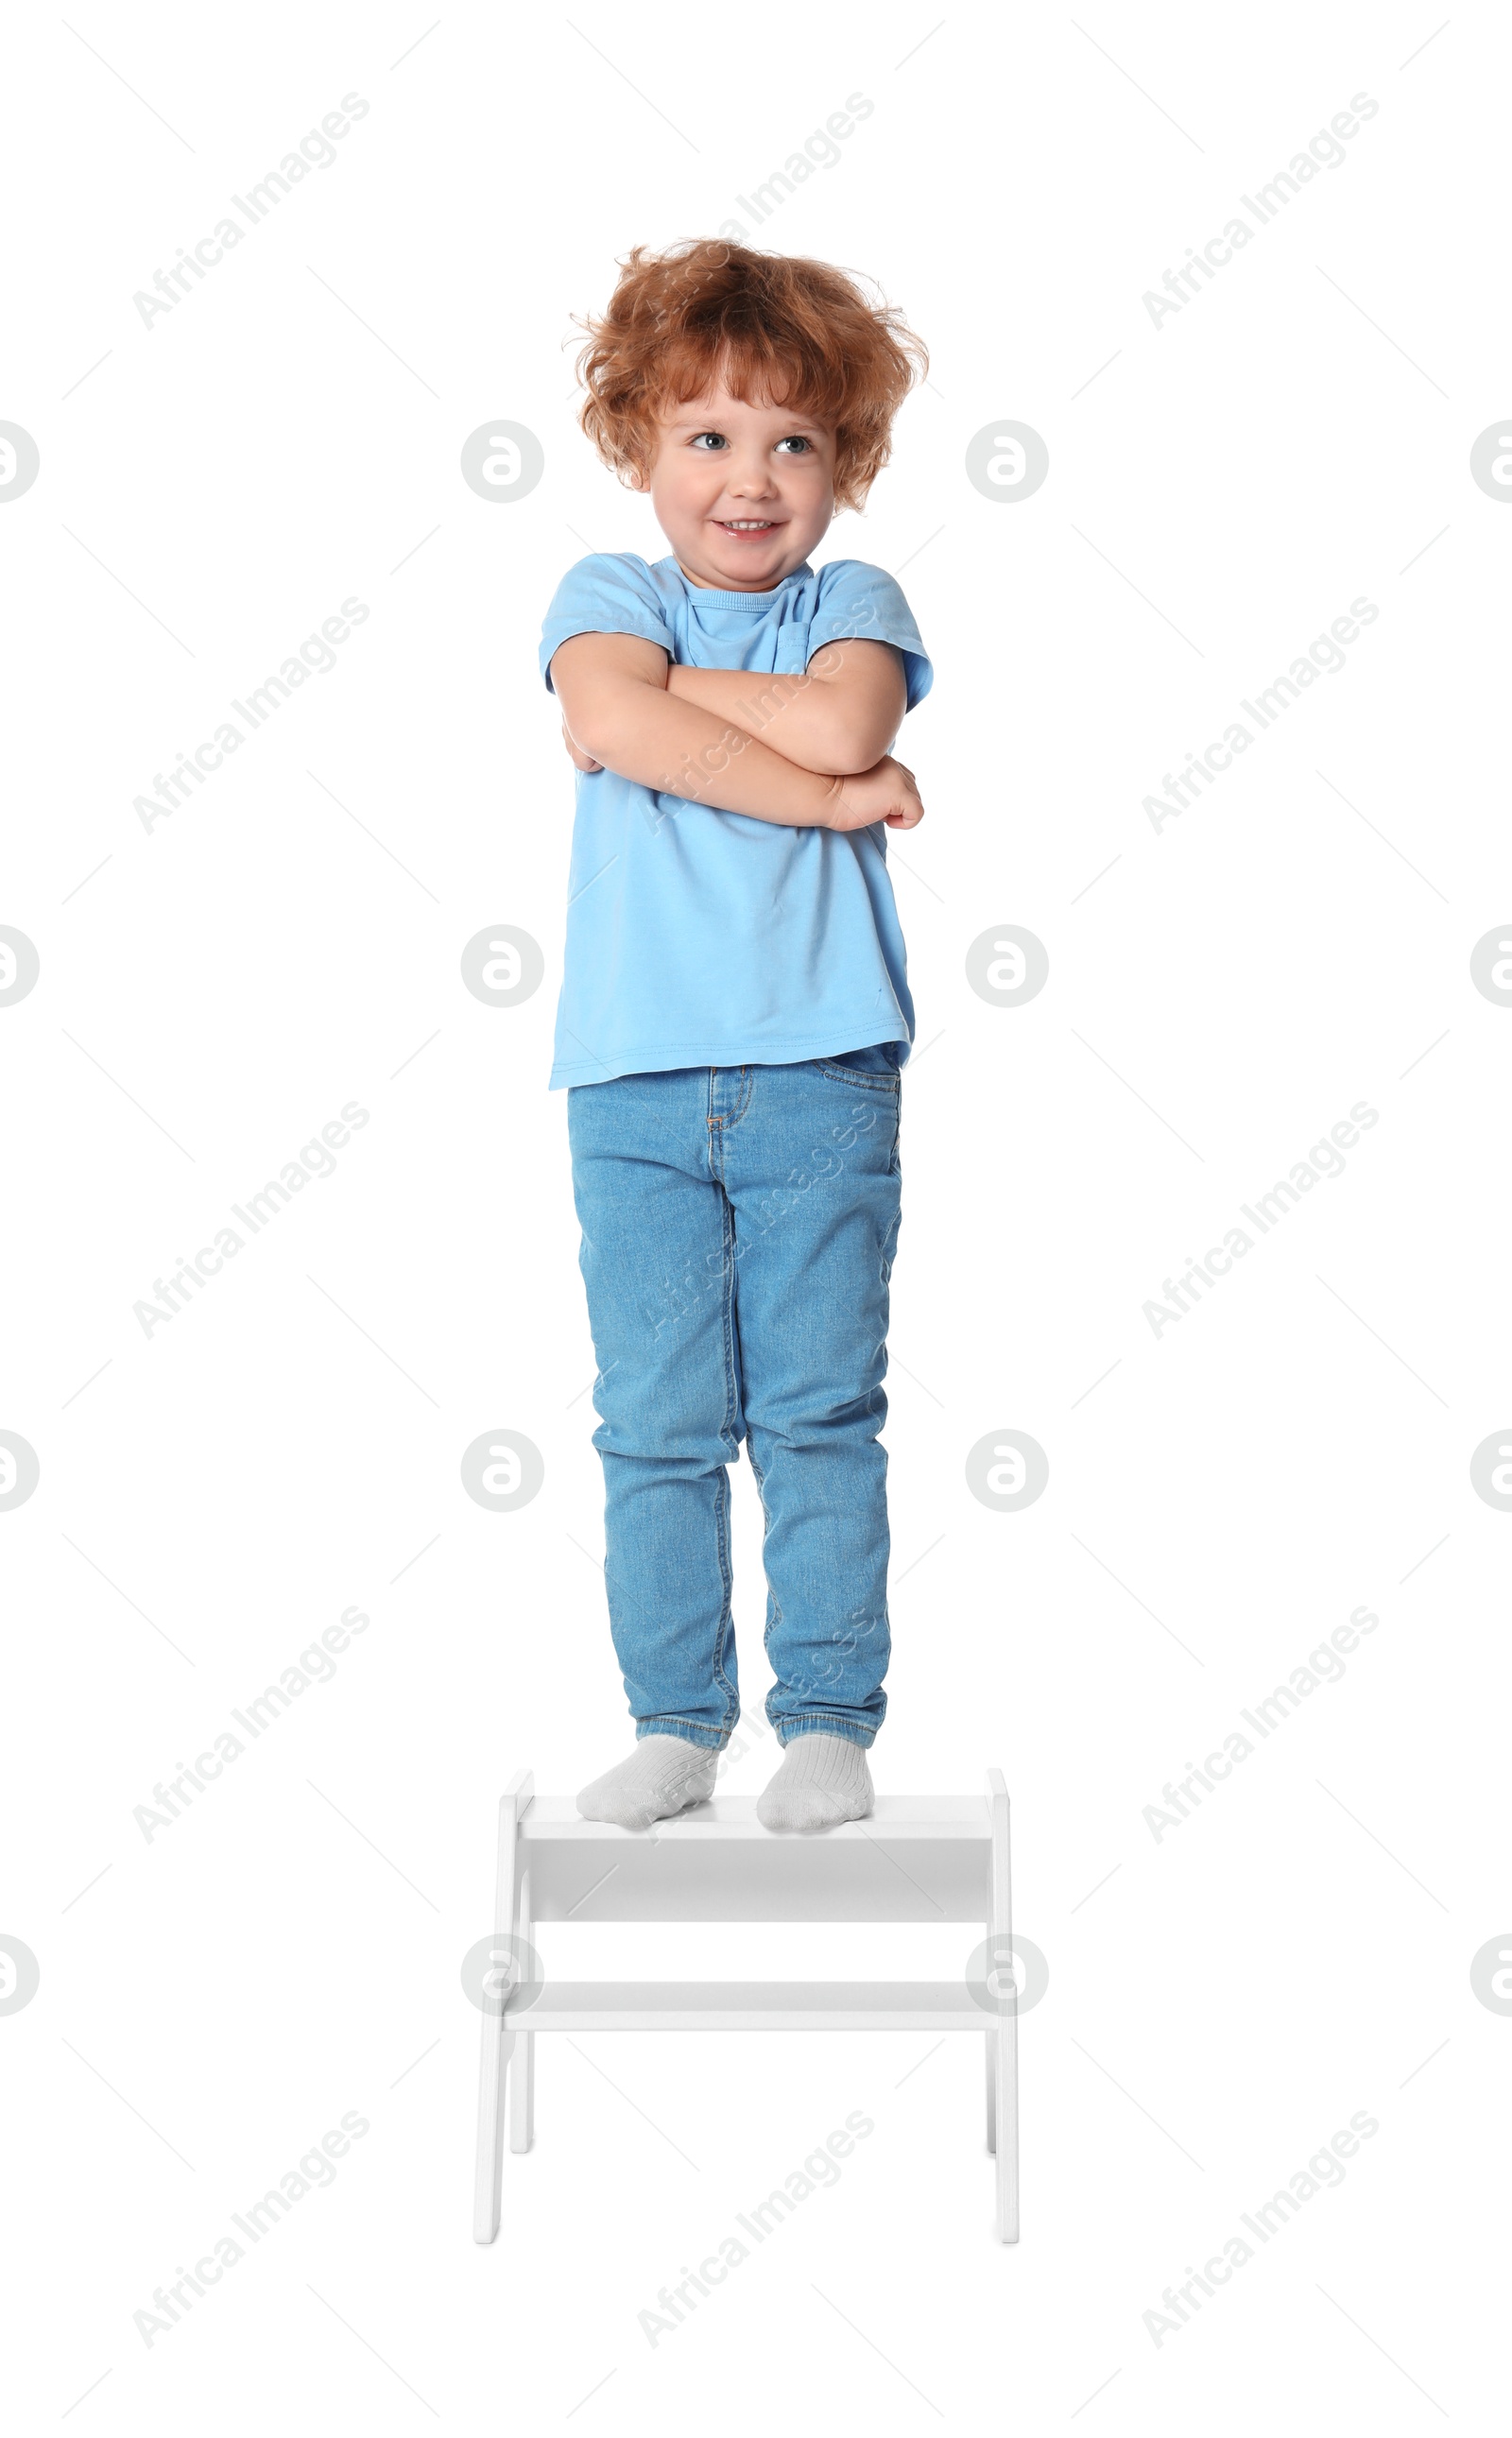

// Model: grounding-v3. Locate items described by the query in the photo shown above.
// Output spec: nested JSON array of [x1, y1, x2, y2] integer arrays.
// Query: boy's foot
[[576, 1735, 718, 1830], [757, 1732, 873, 1831]]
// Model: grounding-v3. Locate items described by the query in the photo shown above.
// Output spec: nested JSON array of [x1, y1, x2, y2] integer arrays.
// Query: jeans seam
[[774, 1716, 879, 1748], [711, 1467, 739, 1711], [709, 1185, 741, 1712], [636, 1719, 731, 1749]]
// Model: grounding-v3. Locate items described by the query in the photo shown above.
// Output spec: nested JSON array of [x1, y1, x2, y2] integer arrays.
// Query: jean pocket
[[812, 1043, 902, 1090]]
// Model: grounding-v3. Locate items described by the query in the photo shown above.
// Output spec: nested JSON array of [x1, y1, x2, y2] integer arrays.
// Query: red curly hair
[[570, 238, 928, 514]]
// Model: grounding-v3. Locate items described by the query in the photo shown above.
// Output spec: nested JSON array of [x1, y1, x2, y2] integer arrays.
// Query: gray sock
[[576, 1734, 719, 1830], [758, 1731, 873, 1831]]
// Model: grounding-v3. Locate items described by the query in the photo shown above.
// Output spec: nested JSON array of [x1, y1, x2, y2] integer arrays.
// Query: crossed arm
[[549, 630, 924, 832]]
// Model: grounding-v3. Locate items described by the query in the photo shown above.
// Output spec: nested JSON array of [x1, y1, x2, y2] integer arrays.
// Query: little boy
[[540, 239, 933, 1833]]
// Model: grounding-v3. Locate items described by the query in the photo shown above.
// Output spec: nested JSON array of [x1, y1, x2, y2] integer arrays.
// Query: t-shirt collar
[[662, 556, 813, 610]]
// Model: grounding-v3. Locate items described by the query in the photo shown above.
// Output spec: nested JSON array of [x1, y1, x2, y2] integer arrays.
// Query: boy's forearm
[[665, 652, 899, 775], [664, 664, 856, 774], [581, 677, 843, 827]]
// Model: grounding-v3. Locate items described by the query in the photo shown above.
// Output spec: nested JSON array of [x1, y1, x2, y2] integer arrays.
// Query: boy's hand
[[822, 755, 925, 832], [561, 719, 602, 773]]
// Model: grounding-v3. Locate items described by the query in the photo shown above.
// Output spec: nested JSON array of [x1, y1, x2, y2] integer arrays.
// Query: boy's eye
[[687, 431, 816, 454]]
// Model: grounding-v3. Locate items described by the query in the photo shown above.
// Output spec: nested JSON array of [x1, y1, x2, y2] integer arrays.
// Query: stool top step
[[493, 1777, 1005, 1930], [519, 1794, 991, 1842]]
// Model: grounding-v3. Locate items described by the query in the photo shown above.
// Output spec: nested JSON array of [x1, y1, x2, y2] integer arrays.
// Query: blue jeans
[[566, 1045, 903, 1753]]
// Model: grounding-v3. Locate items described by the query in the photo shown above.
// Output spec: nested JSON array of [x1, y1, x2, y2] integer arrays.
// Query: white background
[[3, 1, 1508, 2428]]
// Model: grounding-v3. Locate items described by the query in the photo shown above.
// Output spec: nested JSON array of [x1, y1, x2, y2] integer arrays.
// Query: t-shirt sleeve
[[539, 554, 676, 694], [806, 559, 934, 711]]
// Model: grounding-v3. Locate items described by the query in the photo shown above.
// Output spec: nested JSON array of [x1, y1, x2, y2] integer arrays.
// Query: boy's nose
[[724, 461, 778, 497]]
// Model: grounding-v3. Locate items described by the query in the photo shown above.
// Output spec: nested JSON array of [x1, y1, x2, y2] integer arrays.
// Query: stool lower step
[[512, 1979, 1003, 2033]]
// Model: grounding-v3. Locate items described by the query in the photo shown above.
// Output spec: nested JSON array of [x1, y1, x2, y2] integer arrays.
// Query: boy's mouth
[[712, 518, 783, 536]]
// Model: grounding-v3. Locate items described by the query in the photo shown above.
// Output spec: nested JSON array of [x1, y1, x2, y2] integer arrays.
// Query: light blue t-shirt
[[538, 551, 933, 1090]]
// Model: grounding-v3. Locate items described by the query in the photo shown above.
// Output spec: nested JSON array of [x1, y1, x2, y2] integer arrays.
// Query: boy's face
[[630, 373, 836, 592]]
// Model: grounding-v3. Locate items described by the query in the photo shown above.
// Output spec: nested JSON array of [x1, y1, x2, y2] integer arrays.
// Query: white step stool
[[473, 1766, 1019, 2243]]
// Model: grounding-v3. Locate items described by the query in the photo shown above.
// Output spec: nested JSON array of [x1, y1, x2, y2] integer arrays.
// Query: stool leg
[[473, 1991, 508, 2241], [472, 1774, 531, 2242], [988, 1771, 1019, 2243], [993, 2001, 1018, 2241], [509, 1863, 534, 2153], [985, 2029, 997, 2153]]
